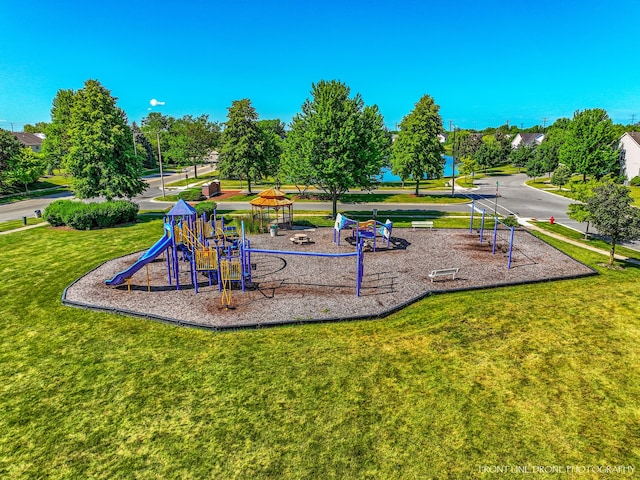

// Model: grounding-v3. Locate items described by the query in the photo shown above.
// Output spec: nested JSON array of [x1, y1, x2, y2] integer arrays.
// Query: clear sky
[[1, 0, 639, 132]]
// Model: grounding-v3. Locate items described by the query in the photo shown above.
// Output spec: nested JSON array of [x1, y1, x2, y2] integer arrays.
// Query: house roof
[[625, 132, 640, 147], [13, 132, 43, 146], [518, 133, 544, 145]]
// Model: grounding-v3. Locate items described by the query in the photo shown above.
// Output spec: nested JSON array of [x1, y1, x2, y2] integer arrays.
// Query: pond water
[[379, 155, 458, 182]]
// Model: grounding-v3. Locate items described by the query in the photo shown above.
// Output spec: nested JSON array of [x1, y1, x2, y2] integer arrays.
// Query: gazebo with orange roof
[[250, 188, 294, 231]]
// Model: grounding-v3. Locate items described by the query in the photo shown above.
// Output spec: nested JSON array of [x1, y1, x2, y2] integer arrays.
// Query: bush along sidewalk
[[43, 200, 139, 230]]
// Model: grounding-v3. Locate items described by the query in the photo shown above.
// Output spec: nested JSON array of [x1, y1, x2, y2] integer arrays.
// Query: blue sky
[[1, 0, 639, 132]]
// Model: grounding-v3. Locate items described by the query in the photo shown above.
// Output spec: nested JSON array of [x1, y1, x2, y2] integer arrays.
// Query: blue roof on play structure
[[167, 199, 197, 217]]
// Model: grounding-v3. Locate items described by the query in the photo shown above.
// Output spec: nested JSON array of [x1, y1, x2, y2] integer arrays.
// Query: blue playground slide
[[105, 225, 172, 286]]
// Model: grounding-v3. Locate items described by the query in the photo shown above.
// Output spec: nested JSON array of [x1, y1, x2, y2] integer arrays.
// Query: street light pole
[[156, 131, 165, 199], [451, 125, 456, 196]]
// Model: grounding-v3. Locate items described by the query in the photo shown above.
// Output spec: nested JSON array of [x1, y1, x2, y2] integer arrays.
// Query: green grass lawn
[[0, 222, 639, 478], [532, 221, 640, 260], [0, 217, 45, 233]]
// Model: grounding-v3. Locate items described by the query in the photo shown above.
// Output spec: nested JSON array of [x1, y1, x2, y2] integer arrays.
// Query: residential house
[[510, 132, 545, 149], [618, 132, 640, 182], [13, 132, 44, 153]]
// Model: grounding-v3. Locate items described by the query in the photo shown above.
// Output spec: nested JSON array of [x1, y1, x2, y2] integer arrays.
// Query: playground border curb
[[61, 230, 599, 332]]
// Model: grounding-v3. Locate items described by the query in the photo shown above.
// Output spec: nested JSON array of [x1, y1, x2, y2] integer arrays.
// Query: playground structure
[[469, 200, 515, 268], [106, 200, 249, 303], [333, 213, 393, 252], [106, 201, 370, 300]]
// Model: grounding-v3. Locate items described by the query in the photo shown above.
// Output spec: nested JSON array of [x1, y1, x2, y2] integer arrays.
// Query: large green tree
[[493, 129, 512, 165], [131, 121, 155, 169], [218, 99, 267, 194], [66, 79, 146, 200], [141, 112, 173, 166], [585, 181, 640, 265], [258, 119, 285, 182], [23, 122, 49, 134], [511, 143, 535, 173], [536, 117, 569, 176], [0, 129, 22, 190], [42, 88, 75, 175], [283, 80, 390, 217], [166, 114, 221, 178], [390, 94, 444, 196], [457, 132, 483, 160], [559, 109, 619, 181], [7, 147, 45, 192]]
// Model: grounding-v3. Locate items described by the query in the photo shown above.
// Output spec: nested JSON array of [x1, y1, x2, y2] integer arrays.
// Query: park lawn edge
[[0, 220, 638, 478]]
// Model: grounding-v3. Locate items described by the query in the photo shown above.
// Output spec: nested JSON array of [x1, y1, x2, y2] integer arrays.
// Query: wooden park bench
[[428, 268, 459, 282], [411, 220, 434, 230]]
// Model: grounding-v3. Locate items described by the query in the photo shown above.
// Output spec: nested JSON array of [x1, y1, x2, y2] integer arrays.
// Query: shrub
[[233, 214, 262, 234], [178, 188, 205, 202], [500, 216, 519, 228], [630, 176, 640, 186], [43, 200, 138, 230], [194, 201, 217, 220]]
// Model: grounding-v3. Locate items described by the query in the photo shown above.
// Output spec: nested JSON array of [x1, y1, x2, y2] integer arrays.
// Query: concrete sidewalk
[[0, 222, 49, 235], [519, 219, 639, 264]]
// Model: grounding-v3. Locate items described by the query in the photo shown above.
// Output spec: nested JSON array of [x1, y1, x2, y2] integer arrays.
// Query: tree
[[141, 112, 172, 167], [493, 129, 512, 165], [511, 143, 535, 173], [550, 164, 572, 190], [474, 142, 500, 173], [279, 137, 314, 196], [166, 114, 220, 177], [585, 181, 640, 265], [458, 155, 479, 180], [390, 94, 444, 196], [536, 117, 569, 176], [283, 80, 390, 217], [567, 178, 600, 239], [218, 99, 267, 194], [23, 122, 49, 134], [0, 129, 22, 190], [457, 132, 483, 160], [131, 122, 155, 169], [7, 147, 45, 192], [525, 153, 546, 180], [65, 79, 146, 200], [42, 88, 75, 175], [258, 119, 285, 181], [559, 109, 619, 182]]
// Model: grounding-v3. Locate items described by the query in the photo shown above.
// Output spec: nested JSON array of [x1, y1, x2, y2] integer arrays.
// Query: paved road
[[0, 164, 215, 222], [0, 169, 584, 235], [466, 173, 586, 233]]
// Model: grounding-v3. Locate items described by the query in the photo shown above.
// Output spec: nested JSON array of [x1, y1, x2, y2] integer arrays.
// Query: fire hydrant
[[549, 216, 555, 225]]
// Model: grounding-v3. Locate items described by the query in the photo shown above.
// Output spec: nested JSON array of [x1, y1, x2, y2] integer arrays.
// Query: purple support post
[[492, 219, 498, 255], [356, 239, 364, 297], [470, 200, 475, 234], [507, 226, 515, 269], [480, 210, 486, 243]]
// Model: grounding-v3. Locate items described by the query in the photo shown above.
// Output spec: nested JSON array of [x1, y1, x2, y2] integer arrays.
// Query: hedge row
[[178, 188, 205, 202], [43, 200, 139, 230]]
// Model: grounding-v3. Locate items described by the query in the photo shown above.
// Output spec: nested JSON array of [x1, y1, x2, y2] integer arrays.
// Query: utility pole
[[632, 114, 636, 125], [542, 117, 548, 129]]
